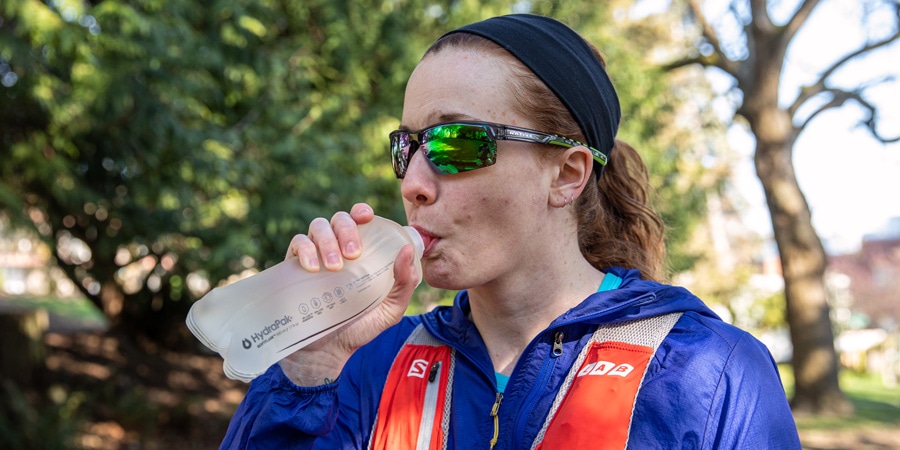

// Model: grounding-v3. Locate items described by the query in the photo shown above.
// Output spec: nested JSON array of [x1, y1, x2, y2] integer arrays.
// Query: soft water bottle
[[186, 216, 424, 382]]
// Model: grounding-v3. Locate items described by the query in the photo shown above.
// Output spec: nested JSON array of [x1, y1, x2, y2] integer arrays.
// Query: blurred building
[[0, 226, 52, 296], [825, 217, 900, 385], [828, 217, 900, 330], [0, 221, 78, 298]]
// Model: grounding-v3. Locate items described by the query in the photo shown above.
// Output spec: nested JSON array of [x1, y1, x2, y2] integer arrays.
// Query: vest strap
[[531, 312, 683, 450], [369, 324, 455, 450]]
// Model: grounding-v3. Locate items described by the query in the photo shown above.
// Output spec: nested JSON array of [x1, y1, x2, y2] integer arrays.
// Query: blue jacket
[[222, 267, 801, 449]]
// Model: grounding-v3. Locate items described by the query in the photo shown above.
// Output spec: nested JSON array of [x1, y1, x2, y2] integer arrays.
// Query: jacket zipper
[[511, 294, 657, 447], [489, 392, 503, 449], [512, 331, 565, 448], [552, 331, 564, 356]]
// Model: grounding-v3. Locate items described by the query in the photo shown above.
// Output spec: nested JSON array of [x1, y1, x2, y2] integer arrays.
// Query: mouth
[[411, 226, 438, 257]]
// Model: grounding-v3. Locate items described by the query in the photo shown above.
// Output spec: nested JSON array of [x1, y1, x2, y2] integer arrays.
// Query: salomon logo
[[407, 359, 429, 378], [576, 361, 635, 378]]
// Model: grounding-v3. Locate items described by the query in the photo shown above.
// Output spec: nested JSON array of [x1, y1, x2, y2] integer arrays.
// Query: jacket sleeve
[[219, 317, 421, 449], [704, 333, 802, 449], [220, 364, 340, 450]]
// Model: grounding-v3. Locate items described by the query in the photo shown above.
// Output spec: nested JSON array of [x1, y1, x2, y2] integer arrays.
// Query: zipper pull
[[552, 331, 564, 357], [489, 392, 503, 449], [428, 361, 441, 382]]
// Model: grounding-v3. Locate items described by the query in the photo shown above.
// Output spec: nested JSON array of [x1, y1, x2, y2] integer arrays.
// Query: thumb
[[379, 245, 421, 319]]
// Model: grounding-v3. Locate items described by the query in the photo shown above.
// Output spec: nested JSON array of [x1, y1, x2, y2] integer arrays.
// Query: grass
[[0, 294, 107, 328], [780, 364, 900, 431]]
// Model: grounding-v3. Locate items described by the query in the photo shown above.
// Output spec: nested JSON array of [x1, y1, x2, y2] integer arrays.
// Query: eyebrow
[[398, 112, 480, 131]]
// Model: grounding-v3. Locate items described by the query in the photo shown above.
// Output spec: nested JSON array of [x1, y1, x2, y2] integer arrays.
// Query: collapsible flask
[[186, 216, 424, 382]]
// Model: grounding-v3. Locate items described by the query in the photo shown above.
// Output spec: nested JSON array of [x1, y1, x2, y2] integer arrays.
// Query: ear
[[549, 146, 593, 207]]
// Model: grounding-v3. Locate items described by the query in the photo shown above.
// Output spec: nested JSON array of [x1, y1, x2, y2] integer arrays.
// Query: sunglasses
[[389, 121, 607, 179]]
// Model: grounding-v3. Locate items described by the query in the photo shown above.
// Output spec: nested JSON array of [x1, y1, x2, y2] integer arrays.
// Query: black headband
[[441, 14, 621, 178]]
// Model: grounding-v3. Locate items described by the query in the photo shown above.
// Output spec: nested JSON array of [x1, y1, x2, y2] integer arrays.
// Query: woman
[[222, 14, 801, 449]]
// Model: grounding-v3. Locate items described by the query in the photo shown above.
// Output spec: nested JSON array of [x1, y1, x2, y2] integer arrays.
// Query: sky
[[664, 0, 900, 254]]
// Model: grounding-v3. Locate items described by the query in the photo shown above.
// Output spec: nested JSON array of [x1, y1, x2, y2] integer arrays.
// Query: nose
[[400, 150, 437, 206]]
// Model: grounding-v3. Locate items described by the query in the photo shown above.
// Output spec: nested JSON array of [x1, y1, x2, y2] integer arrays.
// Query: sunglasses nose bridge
[[400, 136, 432, 178]]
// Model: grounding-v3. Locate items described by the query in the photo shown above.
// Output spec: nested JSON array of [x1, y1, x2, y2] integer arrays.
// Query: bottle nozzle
[[403, 226, 425, 258]]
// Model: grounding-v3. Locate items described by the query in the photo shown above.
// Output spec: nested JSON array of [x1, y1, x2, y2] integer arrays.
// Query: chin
[[422, 270, 466, 292]]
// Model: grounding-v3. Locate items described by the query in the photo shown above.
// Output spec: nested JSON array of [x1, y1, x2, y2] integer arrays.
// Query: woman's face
[[400, 47, 558, 291]]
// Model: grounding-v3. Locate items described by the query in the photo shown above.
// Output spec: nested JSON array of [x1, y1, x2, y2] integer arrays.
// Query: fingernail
[[308, 257, 320, 270], [345, 241, 358, 255], [326, 252, 340, 266]]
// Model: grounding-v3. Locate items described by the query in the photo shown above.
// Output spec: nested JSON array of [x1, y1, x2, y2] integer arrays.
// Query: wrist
[[278, 350, 347, 387]]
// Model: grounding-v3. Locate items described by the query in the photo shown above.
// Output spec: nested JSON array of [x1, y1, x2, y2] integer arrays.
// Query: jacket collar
[[422, 267, 719, 344]]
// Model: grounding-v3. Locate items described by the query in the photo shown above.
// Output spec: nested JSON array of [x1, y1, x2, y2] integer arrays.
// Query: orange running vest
[[368, 312, 682, 450]]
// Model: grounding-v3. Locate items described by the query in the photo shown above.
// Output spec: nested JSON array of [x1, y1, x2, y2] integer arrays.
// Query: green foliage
[[0, 0, 723, 345], [1, 0, 448, 343], [0, 381, 84, 450]]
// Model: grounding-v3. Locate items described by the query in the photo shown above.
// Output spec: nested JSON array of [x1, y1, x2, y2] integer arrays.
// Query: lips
[[411, 226, 438, 257]]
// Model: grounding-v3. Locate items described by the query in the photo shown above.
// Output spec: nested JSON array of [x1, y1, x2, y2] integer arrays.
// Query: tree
[[1, 0, 721, 352], [666, 0, 900, 414], [0, 0, 437, 347]]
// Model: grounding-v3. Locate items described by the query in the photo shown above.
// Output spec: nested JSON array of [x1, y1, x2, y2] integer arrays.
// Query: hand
[[278, 203, 420, 386]]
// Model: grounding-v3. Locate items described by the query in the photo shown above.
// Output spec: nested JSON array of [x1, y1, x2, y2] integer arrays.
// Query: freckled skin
[[399, 48, 559, 294]]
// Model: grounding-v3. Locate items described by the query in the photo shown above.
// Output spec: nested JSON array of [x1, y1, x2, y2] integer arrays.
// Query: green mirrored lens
[[422, 125, 496, 174]]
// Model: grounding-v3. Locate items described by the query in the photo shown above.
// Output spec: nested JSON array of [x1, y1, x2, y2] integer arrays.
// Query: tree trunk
[[100, 279, 125, 324], [0, 308, 48, 387], [751, 108, 853, 415]]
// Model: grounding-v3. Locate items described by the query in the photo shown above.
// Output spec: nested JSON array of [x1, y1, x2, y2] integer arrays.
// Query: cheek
[[471, 190, 520, 220], [477, 172, 545, 212]]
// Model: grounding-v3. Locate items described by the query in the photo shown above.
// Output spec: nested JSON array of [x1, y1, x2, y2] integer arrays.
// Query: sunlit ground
[[779, 364, 900, 450]]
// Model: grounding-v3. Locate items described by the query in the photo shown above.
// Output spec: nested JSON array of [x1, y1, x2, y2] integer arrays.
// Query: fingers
[[278, 244, 421, 386], [350, 203, 375, 223], [313, 215, 349, 271], [285, 203, 376, 272], [286, 233, 322, 271]]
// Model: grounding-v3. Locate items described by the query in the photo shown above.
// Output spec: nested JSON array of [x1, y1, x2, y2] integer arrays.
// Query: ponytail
[[576, 140, 666, 281]]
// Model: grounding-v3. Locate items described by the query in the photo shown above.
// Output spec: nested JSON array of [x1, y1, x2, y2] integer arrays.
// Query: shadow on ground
[[0, 296, 247, 449]]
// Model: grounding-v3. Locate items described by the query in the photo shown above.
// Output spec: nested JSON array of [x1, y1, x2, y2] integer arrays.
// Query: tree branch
[[687, 0, 724, 51], [661, 54, 718, 71], [797, 87, 900, 143], [856, 90, 900, 144], [783, 0, 821, 43], [796, 88, 856, 130], [678, 0, 742, 77], [749, 0, 775, 34], [790, 26, 900, 116]]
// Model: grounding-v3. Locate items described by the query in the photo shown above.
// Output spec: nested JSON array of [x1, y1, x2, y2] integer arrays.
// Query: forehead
[[401, 48, 526, 130]]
